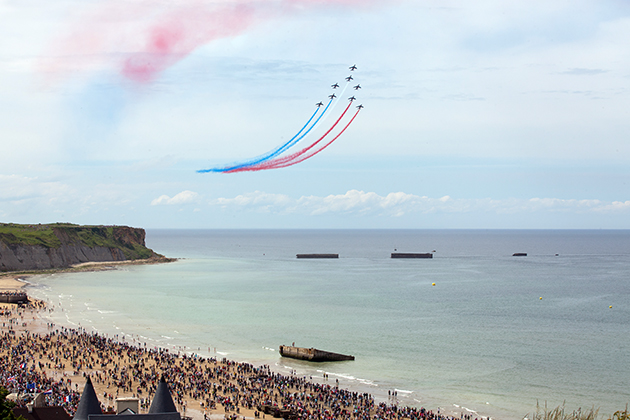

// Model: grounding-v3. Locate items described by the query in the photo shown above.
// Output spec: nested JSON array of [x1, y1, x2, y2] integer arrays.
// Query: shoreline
[[2, 261, 480, 419], [1, 297, 470, 420], [4, 257, 621, 420], [0, 261, 488, 420], [0, 256, 176, 290]]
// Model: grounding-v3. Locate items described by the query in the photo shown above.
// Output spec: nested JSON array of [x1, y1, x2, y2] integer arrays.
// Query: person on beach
[[1, 302, 462, 420]]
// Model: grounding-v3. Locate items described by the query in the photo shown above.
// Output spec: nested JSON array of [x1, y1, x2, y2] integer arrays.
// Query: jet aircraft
[[345, 75, 353, 81], [356, 104, 364, 109], [331, 83, 339, 89], [349, 64, 357, 71], [316, 102, 324, 107], [328, 93, 337, 99], [348, 96, 357, 102], [353, 84, 361, 90]]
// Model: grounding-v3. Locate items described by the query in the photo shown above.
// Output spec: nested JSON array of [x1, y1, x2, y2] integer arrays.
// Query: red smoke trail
[[42, 0, 383, 84], [121, 3, 259, 83], [227, 101, 353, 173], [263, 108, 361, 170]]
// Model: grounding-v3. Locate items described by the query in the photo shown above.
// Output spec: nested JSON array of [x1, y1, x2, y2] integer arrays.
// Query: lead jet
[[356, 104, 364, 109], [316, 102, 324, 107], [349, 64, 357, 71], [353, 84, 361, 90], [328, 93, 337, 99], [345, 75, 353, 81], [348, 96, 357, 102], [331, 83, 339, 89]]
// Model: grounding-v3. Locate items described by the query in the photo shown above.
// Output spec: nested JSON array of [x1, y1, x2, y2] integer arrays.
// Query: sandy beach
[[0, 278, 460, 420], [0, 275, 29, 291]]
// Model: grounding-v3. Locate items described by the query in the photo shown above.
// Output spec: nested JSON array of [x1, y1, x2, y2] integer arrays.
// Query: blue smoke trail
[[198, 98, 334, 173]]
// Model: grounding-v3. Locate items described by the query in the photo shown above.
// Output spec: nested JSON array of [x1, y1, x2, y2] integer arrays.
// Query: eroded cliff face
[[0, 225, 157, 272]]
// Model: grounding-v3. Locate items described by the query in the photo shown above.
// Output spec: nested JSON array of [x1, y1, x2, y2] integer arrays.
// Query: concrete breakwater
[[391, 253, 433, 258], [296, 254, 339, 259], [279, 345, 355, 362]]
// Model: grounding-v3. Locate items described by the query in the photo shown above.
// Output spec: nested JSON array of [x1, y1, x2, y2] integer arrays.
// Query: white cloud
[[593, 200, 630, 212], [208, 190, 630, 217], [0, 173, 139, 221], [0, 174, 71, 202], [211, 191, 292, 213], [151, 190, 199, 206]]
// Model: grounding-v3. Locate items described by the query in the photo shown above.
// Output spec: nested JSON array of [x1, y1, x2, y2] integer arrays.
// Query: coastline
[[1, 269, 536, 420], [1, 295, 462, 420], [0, 256, 176, 289], [4, 268, 623, 420], [1, 256, 176, 314], [0, 257, 486, 420], [5, 230, 627, 420]]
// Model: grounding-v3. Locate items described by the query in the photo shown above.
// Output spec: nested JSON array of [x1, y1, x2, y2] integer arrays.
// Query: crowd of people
[[1, 302, 480, 420], [0, 291, 27, 297]]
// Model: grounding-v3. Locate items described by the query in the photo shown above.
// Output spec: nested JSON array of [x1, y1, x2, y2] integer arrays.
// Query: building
[[73, 376, 181, 420]]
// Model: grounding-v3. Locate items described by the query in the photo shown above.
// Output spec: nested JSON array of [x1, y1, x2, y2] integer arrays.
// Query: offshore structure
[[296, 254, 339, 259], [279, 345, 354, 362], [391, 253, 433, 259]]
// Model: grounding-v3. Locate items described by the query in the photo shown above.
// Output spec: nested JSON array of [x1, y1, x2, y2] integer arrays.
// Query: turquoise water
[[27, 230, 630, 420]]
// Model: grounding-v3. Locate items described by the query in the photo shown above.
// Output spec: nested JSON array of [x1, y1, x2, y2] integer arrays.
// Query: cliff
[[0, 223, 161, 272]]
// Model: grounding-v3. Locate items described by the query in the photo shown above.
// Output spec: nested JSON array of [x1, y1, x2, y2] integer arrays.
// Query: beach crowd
[[1, 302, 481, 420]]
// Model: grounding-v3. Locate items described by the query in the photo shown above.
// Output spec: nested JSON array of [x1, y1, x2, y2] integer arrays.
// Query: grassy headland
[[0, 223, 173, 273]]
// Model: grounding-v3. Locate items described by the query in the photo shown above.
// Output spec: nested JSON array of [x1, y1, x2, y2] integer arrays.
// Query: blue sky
[[1, 0, 629, 229]]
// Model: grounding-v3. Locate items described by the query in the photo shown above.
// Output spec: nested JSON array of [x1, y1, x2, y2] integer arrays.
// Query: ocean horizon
[[27, 229, 630, 420]]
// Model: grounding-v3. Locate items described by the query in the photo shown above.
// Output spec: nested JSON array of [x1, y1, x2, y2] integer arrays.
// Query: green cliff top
[[0, 223, 156, 260]]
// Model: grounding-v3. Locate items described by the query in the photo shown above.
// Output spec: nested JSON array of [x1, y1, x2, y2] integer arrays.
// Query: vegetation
[[0, 223, 156, 260], [608, 407, 630, 420], [526, 403, 630, 420], [0, 387, 18, 420], [0, 223, 63, 248]]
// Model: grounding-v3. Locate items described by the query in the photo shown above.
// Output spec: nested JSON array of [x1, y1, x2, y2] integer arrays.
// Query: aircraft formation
[[198, 65, 363, 173]]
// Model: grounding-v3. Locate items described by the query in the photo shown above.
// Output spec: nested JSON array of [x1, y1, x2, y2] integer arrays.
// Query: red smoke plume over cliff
[[42, 0, 380, 84]]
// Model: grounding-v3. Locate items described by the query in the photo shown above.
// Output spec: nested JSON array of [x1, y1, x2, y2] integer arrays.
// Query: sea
[[25, 229, 630, 420]]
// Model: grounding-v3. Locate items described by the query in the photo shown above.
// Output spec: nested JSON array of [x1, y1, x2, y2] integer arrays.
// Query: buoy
[[539, 297, 543, 300], [432, 283, 436, 286]]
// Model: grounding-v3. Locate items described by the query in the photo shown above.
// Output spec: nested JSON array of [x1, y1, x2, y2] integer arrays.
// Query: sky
[[1, 0, 630, 229]]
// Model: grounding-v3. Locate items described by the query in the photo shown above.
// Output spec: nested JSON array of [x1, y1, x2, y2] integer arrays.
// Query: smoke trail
[[121, 3, 260, 83], [42, 0, 385, 84], [198, 103, 323, 173], [227, 100, 353, 173], [262, 107, 361, 170], [200, 97, 335, 173]]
